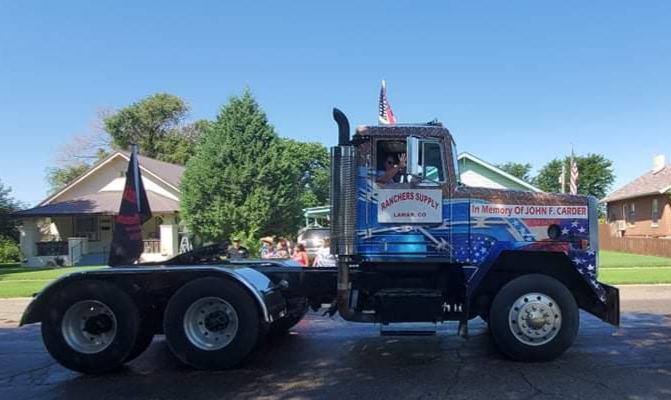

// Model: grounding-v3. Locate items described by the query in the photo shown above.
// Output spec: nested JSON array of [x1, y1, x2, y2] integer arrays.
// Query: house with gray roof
[[602, 155, 671, 237], [14, 151, 184, 266]]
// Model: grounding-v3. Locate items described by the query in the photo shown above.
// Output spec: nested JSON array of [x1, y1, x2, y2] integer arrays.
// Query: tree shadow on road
[[1, 312, 671, 400]]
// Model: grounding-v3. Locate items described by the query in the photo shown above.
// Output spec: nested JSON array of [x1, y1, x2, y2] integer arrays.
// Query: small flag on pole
[[569, 149, 579, 195], [378, 80, 396, 125], [109, 144, 152, 266]]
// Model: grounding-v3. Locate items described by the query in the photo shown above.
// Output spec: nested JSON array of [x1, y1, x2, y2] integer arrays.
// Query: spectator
[[292, 243, 309, 266], [312, 238, 336, 267], [226, 238, 249, 260], [260, 237, 274, 259], [274, 243, 289, 259]]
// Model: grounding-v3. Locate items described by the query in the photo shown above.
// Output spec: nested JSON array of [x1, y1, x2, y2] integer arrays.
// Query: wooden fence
[[598, 224, 671, 258]]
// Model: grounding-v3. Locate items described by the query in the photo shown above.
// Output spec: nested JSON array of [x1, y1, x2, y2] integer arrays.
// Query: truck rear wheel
[[124, 311, 156, 363], [489, 274, 579, 361], [41, 280, 140, 374], [268, 297, 308, 336], [163, 277, 262, 370]]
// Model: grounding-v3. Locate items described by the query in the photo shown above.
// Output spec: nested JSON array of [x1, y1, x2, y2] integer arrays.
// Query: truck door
[[361, 137, 451, 260], [407, 136, 453, 260]]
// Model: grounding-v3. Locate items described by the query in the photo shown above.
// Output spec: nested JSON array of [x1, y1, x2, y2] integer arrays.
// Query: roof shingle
[[602, 165, 671, 202], [14, 191, 179, 217]]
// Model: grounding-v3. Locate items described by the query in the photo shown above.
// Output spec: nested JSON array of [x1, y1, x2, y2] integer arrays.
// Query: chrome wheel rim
[[508, 292, 562, 346], [61, 300, 117, 354], [183, 297, 238, 351]]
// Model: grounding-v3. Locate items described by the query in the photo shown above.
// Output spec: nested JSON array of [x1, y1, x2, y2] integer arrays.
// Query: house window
[[628, 203, 635, 225], [74, 216, 100, 241], [652, 199, 659, 226]]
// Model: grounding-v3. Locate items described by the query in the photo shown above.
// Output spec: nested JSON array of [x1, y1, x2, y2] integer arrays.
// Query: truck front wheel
[[163, 277, 262, 370], [41, 280, 140, 374], [489, 274, 579, 361]]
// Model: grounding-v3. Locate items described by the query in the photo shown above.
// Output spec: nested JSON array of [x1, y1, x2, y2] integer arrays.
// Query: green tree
[[155, 120, 210, 165], [281, 139, 330, 210], [180, 90, 301, 242], [104, 93, 190, 158], [534, 154, 615, 200], [496, 162, 533, 183], [46, 163, 91, 194], [0, 180, 21, 241]]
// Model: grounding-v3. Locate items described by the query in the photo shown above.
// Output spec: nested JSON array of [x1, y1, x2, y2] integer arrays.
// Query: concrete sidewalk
[[0, 298, 31, 327]]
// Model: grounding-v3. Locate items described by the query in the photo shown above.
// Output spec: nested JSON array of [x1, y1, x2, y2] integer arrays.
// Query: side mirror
[[407, 136, 420, 176]]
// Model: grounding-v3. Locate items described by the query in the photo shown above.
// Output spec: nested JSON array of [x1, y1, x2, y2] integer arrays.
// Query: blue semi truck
[[20, 109, 619, 373]]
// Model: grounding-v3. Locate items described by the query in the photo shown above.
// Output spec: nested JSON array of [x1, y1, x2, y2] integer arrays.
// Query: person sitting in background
[[226, 238, 249, 260], [260, 237, 274, 259], [292, 243, 309, 266], [274, 242, 289, 259], [312, 238, 336, 267]]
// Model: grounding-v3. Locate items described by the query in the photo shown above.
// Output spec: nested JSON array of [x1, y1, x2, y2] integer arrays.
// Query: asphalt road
[[1, 286, 670, 400]]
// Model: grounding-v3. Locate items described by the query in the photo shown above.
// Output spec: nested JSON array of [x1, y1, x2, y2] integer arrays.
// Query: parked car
[[297, 226, 329, 264]]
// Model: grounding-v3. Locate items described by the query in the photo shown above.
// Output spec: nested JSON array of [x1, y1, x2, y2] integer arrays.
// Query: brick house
[[602, 155, 671, 237]]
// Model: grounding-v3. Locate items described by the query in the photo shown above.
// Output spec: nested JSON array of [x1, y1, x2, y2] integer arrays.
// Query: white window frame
[[628, 202, 636, 226], [652, 198, 659, 227]]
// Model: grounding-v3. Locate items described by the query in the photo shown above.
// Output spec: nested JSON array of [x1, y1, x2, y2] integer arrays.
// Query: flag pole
[[132, 144, 141, 213]]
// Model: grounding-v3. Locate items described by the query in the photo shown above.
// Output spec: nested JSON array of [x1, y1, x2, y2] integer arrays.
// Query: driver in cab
[[376, 153, 407, 184]]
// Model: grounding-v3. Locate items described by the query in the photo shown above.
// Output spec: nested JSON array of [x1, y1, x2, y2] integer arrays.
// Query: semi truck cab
[[330, 108, 619, 359]]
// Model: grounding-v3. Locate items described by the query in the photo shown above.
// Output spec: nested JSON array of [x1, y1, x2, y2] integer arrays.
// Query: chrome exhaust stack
[[330, 108, 374, 322]]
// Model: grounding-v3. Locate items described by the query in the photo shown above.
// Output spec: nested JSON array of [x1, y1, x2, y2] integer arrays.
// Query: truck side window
[[421, 141, 445, 182]]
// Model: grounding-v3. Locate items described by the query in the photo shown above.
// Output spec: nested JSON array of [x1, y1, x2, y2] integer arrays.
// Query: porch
[[18, 214, 180, 267]]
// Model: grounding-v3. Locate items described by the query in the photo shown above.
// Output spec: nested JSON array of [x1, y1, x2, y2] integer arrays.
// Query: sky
[[0, 1, 669, 206]]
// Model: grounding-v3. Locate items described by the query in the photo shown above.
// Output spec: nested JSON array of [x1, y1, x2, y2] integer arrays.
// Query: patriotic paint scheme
[[352, 123, 603, 301]]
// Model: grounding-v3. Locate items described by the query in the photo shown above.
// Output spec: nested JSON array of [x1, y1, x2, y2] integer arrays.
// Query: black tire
[[41, 280, 140, 374], [268, 297, 308, 336], [163, 277, 262, 370], [124, 312, 156, 363], [489, 274, 579, 362]]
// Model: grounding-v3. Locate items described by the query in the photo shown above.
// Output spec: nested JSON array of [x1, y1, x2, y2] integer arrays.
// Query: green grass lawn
[[0, 266, 103, 298], [598, 268, 671, 285], [597, 250, 671, 285], [599, 251, 671, 269]]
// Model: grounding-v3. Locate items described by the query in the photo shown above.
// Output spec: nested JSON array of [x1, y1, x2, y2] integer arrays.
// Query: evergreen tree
[[0, 180, 21, 241], [180, 90, 301, 242]]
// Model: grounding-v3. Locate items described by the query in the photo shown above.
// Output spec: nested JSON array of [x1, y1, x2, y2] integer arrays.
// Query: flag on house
[[378, 80, 396, 125], [570, 149, 579, 195], [109, 145, 153, 266]]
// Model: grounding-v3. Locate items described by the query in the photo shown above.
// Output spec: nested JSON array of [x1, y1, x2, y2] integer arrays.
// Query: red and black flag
[[109, 145, 152, 266]]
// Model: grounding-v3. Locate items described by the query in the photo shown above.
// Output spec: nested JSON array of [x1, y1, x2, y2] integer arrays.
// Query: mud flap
[[582, 283, 620, 327]]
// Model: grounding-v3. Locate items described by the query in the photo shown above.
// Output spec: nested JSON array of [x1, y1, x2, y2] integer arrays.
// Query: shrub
[[0, 235, 20, 263]]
